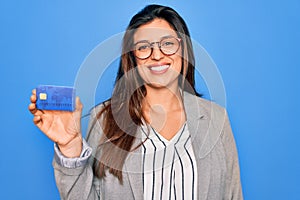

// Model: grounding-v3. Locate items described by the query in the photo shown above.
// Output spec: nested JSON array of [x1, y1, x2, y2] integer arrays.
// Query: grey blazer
[[53, 92, 243, 200]]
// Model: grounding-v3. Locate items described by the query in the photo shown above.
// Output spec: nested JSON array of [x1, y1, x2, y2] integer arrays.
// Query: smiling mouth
[[149, 65, 170, 72]]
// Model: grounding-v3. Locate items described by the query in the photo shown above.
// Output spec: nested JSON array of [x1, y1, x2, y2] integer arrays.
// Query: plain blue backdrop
[[1, 0, 299, 199]]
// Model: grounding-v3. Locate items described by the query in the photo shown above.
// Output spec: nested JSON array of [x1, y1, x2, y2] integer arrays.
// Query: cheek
[[135, 59, 145, 67], [172, 46, 183, 72], [136, 62, 147, 80], [173, 55, 182, 73], [136, 60, 146, 75]]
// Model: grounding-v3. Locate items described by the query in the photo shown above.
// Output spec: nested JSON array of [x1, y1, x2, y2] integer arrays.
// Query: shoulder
[[198, 96, 225, 114], [184, 92, 233, 158], [89, 100, 110, 118], [85, 100, 110, 148], [183, 91, 226, 123], [87, 99, 112, 133]]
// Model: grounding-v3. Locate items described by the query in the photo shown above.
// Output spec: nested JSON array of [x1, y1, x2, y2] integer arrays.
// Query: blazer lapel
[[183, 92, 227, 199], [183, 91, 225, 158], [183, 92, 212, 199], [183, 92, 208, 158]]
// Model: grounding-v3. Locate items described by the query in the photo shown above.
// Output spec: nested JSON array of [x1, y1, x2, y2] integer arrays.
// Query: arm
[[53, 107, 104, 200], [221, 111, 244, 200], [53, 141, 99, 200], [28, 89, 104, 199]]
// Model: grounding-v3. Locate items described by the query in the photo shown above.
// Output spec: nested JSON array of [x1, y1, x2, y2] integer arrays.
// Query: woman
[[29, 4, 243, 200]]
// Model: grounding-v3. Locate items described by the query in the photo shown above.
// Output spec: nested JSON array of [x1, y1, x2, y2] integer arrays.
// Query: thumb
[[72, 97, 83, 133], [74, 96, 83, 113], [73, 96, 83, 125]]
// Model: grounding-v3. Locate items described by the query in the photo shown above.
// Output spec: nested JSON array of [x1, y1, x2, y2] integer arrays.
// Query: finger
[[37, 114, 53, 134], [33, 115, 42, 126], [30, 94, 36, 103], [31, 89, 37, 103], [28, 103, 36, 113], [28, 103, 43, 115], [34, 113, 54, 135]]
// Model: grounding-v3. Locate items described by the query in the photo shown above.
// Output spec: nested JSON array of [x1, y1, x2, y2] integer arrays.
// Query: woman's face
[[133, 18, 182, 89]]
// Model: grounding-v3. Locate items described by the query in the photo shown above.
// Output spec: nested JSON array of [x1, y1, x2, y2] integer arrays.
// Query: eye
[[161, 40, 175, 47], [136, 43, 150, 51]]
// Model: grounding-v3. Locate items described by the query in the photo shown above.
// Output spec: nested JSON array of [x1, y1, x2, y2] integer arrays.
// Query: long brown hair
[[92, 4, 200, 183]]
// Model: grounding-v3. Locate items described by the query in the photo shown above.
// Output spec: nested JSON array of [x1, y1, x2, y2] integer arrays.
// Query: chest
[[142, 124, 198, 200], [95, 126, 228, 200], [144, 107, 186, 141]]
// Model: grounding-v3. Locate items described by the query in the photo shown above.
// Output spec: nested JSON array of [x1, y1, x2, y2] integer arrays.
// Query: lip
[[146, 63, 170, 74]]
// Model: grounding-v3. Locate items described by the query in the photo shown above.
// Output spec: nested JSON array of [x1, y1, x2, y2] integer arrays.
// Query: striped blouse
[[141, 122, 198, 200]]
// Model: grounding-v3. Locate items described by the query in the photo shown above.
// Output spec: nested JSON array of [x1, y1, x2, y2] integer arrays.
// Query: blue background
[[1, 0, 299, 199]]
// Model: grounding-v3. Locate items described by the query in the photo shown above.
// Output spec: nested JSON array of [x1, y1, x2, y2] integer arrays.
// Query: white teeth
[[150, 65, 169, 72]]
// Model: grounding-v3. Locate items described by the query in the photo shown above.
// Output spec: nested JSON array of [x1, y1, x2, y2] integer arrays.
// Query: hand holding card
[[28, 86, 83, 157]]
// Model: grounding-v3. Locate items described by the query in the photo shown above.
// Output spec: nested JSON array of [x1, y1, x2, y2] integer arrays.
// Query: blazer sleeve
[[221, 111, 244, 200], [52, 106, 104, 200]]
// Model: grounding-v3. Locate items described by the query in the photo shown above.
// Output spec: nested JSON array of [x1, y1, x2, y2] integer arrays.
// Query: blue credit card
[[36, 85, 76, 111]]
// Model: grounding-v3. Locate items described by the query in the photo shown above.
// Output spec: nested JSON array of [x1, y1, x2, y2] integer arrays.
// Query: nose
[[151, 43, 164, 60]]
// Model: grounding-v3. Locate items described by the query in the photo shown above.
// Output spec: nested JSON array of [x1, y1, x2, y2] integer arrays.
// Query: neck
[[142, 83, 187, 134], [143, 84, 183, 112]]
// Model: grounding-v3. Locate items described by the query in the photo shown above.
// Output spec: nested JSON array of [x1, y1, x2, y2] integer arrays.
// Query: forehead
[[134, 19, 177, 42]]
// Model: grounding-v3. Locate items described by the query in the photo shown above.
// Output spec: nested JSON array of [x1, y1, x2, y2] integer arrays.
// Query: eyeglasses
[[133, 36, 181, 59]]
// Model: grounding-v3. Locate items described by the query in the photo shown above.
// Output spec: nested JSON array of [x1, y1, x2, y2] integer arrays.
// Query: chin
[[144, 78, 179, 90]]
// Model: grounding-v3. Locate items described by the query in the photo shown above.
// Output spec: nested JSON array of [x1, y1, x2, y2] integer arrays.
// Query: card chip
[[39, 93, 47, 100]]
